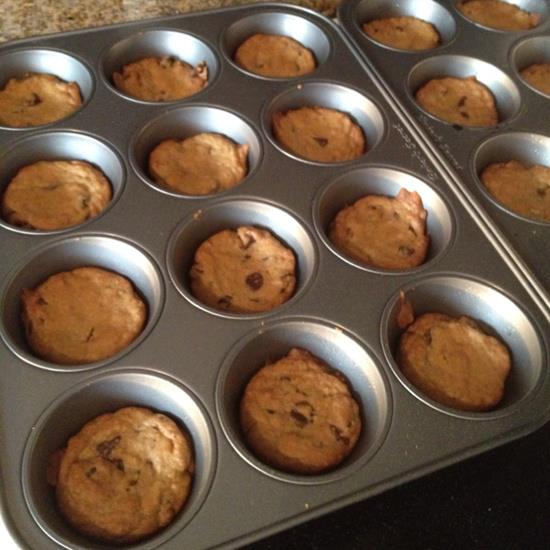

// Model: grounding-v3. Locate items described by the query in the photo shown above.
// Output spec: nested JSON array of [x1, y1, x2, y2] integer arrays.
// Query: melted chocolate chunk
[[245, 272, 264, 290]]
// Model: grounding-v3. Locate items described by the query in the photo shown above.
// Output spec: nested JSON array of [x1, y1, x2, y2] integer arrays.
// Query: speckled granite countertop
[[0, 0, 340, 43]]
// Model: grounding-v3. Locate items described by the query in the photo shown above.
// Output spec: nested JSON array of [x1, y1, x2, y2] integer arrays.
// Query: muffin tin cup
[[131, 105, 262, 198], [262, 81, 386, 164], [166, 198, 317, 319], [21, 369, 216, 550], [215, 317, 392, 484], [313, 165, 455, 273], [472, 131, 550, 225], [0, 234, 164, 371], [381, 274, 546, 419], [512, 35, 550, 98], [222, 10, 331, 79], [0, 130, 126, 234], [101, 29, 219, 104], [407, 54, 522, 127], [0, 48, 94, 130], [356, 0, 457, 51]]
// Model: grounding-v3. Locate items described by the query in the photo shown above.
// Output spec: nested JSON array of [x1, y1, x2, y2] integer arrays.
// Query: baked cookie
[[481, 160, 550, 222], [113, 56, 208, 101], [0, 73, 82, 128], [240, 348, 361, 474], [329, 188, 429, 269], [2, 160, 112, 230], [520, 63, 550, 95], [21, 267, 147, 365], [148, 133, 249, 195], [398, 313, 511, 411], [190, 226, 296, 314], [51, 406, 194, 544], [457, 0, 540, 31], [415, 76, 498, 127], [234, 33, 316, 77], [272, 106, 365, 162], [362, 16, 440, 51]]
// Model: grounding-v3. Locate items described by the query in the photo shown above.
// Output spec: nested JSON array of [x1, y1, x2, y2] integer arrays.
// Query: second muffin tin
[[0, 3, 549, 549]]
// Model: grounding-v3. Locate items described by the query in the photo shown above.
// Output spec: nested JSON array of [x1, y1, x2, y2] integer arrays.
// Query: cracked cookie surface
[[272, 106, 365, 162], [240, 348, 362, 474], [0, 72, 82, 127], [190, 226, 296, 313], [2, 160, 112, 230], [148, 133, 249, 195], [52, 406, 194, 544], [329, 188, 429, 269], [234, 33, 316, 77], [113, 56, 208, 101], [363, 16, 440, 51], [21, 267, 146, 365], [398, 313, 511, 411]]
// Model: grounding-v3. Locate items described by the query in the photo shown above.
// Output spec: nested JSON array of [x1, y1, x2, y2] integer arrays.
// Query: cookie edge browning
[[240, 347, 362, 474], [20, 266, 147, 365], [397, 313, 512, 412], [54, 406, 194, 544]]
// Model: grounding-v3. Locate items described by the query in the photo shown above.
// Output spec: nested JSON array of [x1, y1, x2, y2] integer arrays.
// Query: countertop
[[1, 2, 549, 549]]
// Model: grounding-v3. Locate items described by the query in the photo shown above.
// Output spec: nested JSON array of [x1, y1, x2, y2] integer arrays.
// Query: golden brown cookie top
[[240, 348, 362, 474], [272, 106, 365, 162], [112, 56, 208, 101], [234, 33, 316, 77], [457, 0, 541, 31], [398, 313, 511, 411], [190, 225, 296, 314], [481, 160, 550, 222], [1, 160, 112, 230], [0, 73, 82, 128], [21, 266, 147, 364], [362, 16, 441, 51], [520, 63, 550, 95], [415, 76, 498, 127], [148, 133, 249, 196], [53, 406, 194, 543], [329, 188, 429, 269]]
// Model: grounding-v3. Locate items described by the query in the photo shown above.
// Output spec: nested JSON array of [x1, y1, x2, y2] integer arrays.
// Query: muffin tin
[[339, 0, 550, 307], [0, 3, 549, 549]]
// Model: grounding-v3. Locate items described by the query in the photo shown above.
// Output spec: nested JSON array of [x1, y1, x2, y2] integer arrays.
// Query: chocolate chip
[[217, 295, 233, 308], [313, 137, 328, 147], [457, 96, 467, 108], [329, 424, 350, 446], [96, 435, 121, 457], [290, 409, 309, 427], [245, 272, 263, 290], [399, 245, 415, 256], [86, 466, 97, 478]]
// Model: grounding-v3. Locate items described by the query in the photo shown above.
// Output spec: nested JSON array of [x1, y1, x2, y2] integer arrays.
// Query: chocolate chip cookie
[[148, 133, 249, 195], [113, 56, 208, 101], [2, 160, 112, 230], [457, 0, 541, 31], [21, 267, 147, 364], [272, 106, 365, 162], [234, 33, 316, 77], [51, 406, 194, 543], [240, 348, 362, 474], [0, 73, 82, 128], [363, 16, 440, 51], [329, 188, 429, 269], [520, 63, 550, 96], [190, 226, 296, 314]]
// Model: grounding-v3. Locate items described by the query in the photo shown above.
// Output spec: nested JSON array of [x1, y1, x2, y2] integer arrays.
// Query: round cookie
[[113, 56, 208, 101], [362, 16, 440, 51], [0, 73, 82, 128], [2, 160, 112, 230], [457, 0, 541, 31], [520, 63, 550, 95], [190, 226, 296, 314], [240, 348, 362, 474], [481, 160, 550, 222], [415, 76, 498, 127], [234, 33, 316, 77], [21, 267, 147, 365], [398, 313, 511, 412], [52, 406, 194, 544], [148, 133, 249, 195], [272, 106, 365, 162], [329, 188, 429, 269]]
